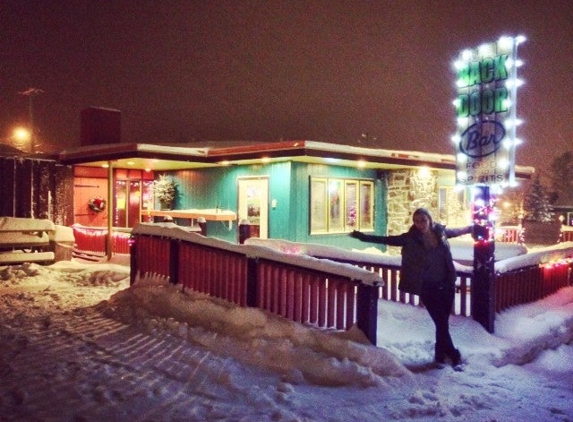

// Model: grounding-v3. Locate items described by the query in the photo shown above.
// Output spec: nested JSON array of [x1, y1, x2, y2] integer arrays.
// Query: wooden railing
[[72, 225, 132, 260], [495, 261, 572, 312], [496, 226, 522, 243], [131, 225, 382, 344], [496, 225, 573, 244], [562, 229, 573, 243], [320, 257, 474, 317], [130, 225, 573, 343]]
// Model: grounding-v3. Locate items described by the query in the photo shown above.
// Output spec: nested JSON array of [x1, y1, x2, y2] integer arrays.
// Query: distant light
[[127, 161, 135, 166], [102, 163, 109, 168], [357, 160, 366, 168], [261, 157, 270, 164], [12, 127, 31, 141]]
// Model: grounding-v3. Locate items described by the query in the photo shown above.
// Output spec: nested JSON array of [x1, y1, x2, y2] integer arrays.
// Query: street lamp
[[0, 126, 32, 152], [10, 126, 32, 152], [18, 87, 44, 153], [13, 126, 31, 141]]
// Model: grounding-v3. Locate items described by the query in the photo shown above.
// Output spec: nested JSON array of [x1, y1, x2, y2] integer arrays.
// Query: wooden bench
[[0, 217, 56, 265]]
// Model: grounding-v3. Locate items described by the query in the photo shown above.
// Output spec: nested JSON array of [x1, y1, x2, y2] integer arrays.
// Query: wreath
[[88, 196, 106, 213]]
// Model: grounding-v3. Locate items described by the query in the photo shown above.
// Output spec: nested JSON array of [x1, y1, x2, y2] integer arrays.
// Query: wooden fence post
[[356, 283, 379, 345], [170, 239, 179, 285], [472, 239, 496, 333], [129, 236, 137, 285], [246, 257, 258, 307]]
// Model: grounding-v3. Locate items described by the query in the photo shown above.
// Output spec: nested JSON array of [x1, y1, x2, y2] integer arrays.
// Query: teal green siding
[[164, 160, 388, 248], [166, 162, 293, 242], [290, 162, 388, 247]]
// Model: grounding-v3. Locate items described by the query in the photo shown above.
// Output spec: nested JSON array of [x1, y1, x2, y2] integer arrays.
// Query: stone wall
[[386, 169, 438, 235]]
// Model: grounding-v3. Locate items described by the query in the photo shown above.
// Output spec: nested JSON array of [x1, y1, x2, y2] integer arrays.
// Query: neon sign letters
[[452, 36, 525, 186]]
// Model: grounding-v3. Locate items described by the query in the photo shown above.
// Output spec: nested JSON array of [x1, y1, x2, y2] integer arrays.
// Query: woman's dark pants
[[421, 283, 458, 362]]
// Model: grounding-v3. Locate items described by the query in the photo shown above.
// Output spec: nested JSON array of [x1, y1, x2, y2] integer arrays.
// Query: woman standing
[[350, 208, 472, 367]]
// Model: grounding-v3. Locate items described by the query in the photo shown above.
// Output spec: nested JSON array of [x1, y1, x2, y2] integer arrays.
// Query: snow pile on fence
[[495, 242, 573, 274], [133, 223, 573, 278], [132, 224, 384, 286], [244, 237, 573, 276]]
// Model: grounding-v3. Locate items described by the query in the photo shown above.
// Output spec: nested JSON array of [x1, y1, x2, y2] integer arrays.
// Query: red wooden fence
[[496, 225, 573, 244], [562, 230, 573, 243], [131, 231, 381, 343], [130, 227, 573, 343], [72, 225, 131, 260]]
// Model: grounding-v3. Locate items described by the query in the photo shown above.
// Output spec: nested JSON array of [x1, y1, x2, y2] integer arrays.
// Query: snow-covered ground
[[0, 257, 572, 422]]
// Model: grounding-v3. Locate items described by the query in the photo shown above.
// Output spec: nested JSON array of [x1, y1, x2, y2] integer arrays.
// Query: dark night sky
[[1, 1, 572, 176]]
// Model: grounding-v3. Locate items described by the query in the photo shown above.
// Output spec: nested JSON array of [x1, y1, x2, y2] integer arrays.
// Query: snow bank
[[105, 274, 413, 388]]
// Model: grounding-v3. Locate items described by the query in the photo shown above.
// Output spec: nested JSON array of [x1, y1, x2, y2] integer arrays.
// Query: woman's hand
[[350, 230, 364, 240]]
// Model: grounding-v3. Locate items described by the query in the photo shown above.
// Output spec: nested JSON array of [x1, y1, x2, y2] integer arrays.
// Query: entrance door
[[114, 179, 142, 228], [237, 177, 269, 239]]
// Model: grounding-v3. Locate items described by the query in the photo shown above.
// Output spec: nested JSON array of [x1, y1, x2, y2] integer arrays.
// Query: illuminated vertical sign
[[452, 36, 525, 186]]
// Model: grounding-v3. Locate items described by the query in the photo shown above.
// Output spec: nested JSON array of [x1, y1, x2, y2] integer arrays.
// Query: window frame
[[310, 176, 375, 234]]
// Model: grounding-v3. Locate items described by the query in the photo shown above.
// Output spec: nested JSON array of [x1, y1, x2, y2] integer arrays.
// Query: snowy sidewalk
[[1, 261, 572, 421]]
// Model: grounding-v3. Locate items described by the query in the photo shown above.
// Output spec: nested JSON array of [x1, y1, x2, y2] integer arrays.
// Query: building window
[[310, 177, 374, 234], [438, 186, 468, 226]]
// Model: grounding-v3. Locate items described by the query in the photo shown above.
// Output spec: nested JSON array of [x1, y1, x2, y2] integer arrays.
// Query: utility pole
[[18, 88, 44, 153]]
